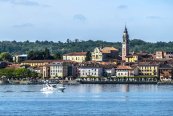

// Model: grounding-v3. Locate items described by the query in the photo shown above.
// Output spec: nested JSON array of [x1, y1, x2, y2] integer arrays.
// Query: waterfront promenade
[[0, 76, 160, 85], [79, 77, 158, 84]]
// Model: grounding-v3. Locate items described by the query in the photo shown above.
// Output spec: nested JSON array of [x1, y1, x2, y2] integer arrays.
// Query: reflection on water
[[122, 84, 129, 92], [0, 84, 173, 116]]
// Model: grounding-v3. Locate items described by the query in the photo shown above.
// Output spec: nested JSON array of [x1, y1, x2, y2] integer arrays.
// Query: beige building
[[49, 62, 68, 78], [91, 47, 118, 62], [63, 52, 87, 62], [138, 62, 159, 77], [21, 60, 53, 67], [156, 51, 164, 59], [155, 51, 173, 59], [49, 61, 75, 78]]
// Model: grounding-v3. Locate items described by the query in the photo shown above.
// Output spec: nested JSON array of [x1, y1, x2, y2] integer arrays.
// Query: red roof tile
[[63, 52, 87, 56]]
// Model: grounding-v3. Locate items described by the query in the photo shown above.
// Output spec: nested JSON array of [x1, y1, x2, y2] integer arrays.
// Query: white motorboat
[[41, 84, 56, 92], [41, 84, 66, 92]]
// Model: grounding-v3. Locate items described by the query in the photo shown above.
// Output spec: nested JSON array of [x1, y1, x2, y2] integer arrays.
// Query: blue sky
[[0, 0, 173, 42]]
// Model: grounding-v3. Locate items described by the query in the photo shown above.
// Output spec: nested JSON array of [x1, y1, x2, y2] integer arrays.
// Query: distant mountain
[[0, 39, 173, 54]]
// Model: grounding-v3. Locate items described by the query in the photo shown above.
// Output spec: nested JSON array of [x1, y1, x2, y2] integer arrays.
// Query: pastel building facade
[[138, 63, 159, 76], [63, 52, 87, 63], [116, 66, 139, 77], [78, 67, 103, 77], [91, 47, 118, 62], [49, 62, 70, 78]]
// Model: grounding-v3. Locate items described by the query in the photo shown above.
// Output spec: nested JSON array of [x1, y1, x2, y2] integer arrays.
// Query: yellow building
[[63, 52, 87, 63], [138, 62, 159, 76], [125, 54, 139, 63], [21, 60, 54, 67]]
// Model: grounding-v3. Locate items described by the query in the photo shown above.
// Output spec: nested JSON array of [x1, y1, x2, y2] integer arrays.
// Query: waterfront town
[[0, 26, 173, 84]]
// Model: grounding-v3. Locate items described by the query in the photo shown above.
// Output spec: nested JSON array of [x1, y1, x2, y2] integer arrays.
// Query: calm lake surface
[[0, 84, 173, 116]]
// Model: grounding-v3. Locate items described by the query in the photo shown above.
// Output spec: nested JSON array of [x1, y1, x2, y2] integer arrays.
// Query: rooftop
[[116, 65, 133, 70], [63, 52, 87, 56], [101, 47, 118, 53]]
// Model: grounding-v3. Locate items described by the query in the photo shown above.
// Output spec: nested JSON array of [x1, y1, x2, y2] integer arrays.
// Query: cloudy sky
[[0, 0, 172, 42]]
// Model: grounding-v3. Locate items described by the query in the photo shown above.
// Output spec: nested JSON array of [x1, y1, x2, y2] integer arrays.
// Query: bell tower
[[122, 26, 129, 61]]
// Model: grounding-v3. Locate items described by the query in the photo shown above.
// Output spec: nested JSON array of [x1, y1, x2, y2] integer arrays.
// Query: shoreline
[[1, 80, 173, 85]]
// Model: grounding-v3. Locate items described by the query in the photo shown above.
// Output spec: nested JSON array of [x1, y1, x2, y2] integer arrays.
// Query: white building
[[13, 54, 28, 63], [116, 66, 138, 77], [78, 67, 103, 77]]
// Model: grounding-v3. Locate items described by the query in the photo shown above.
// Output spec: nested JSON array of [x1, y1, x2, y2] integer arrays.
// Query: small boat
[[41, 84, 56, 92], [41, 83, 66, 92]]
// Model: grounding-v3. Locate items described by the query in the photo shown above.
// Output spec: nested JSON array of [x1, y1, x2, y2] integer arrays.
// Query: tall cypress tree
[[85, 51, 91, 61]]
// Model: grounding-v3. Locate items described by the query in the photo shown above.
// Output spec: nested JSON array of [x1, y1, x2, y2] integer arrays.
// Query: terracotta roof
[[138, 62, 160, 66], [116, 65, 132, 70], [63, 52, 87, 56], [101, 47, 118, 53], [21, 60, 71, 63]]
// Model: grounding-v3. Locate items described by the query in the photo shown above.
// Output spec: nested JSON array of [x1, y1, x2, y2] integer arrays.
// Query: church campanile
[[122, 26, 129, 61]]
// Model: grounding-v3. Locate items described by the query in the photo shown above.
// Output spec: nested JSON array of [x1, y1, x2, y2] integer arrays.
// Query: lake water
[[0, 84, 173, 116]]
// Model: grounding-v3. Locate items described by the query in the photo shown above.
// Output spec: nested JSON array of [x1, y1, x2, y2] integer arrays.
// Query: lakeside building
[[78, 67, 103, 78], [63, 52, 87, 63], [49, 62, 69, 78], [91, 47, 119, 62], [138, 62, 159, 77], [77, 61, 103, 77], [159, 64, 173, 81], [98, 62, 117, 77], [13, 54, 28, 63], [42, 61, 77, 79], [116, 65, 139, 77]]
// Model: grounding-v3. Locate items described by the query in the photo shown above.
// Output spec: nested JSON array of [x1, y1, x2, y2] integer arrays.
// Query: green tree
[[0, 52, 13, 62], [53, 53, 62, 60], [44, 47, 50, 59], [85, 51, 91, 61]]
